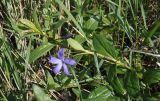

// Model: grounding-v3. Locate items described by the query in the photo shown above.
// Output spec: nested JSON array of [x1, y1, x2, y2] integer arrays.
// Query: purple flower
[[49, 48, 76, 75]]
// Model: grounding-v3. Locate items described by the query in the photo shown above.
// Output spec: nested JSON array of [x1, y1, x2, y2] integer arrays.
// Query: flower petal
[[64, 58, 76, 65], [58, 48, 65, 60], [52, 63, 62, 75], [48, 55, 61, 64], [63, 63, 70, 75]]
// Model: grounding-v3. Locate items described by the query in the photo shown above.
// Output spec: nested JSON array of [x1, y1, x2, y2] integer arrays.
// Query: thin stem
[[0, 67, 13, 90], [83, 50, 131, 69], [94, 53, 101, 75], [130, 49, 160, 58], [0, 90, 7, 101], [71, 68, 83, 101]]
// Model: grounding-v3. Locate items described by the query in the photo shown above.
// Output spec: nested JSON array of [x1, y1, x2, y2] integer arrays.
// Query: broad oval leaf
[[72, 88, 81, 97], [47, 71, 61, 90], [88, 86, 112, 99], [84, 17, 99, 33], [111, 76, 126, 95], [33, 8, 42, 31], [53, 19, 68, 30], [33, 85, 54, 101], [29, 43, 54, 63], [83, 96, 120, 101], [19, 19, 41, 34], [93, 34, 118, 59], [67, 38, 85, 51], [124, 71, 140, 96], [108, 66, 126, 96], [143, 69, 160, 85], [83, 86, 113, 101]]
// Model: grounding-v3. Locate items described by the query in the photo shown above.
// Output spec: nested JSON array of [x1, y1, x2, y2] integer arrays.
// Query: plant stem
[[71, 68, 83, 101], [83, 50, 131, 70]]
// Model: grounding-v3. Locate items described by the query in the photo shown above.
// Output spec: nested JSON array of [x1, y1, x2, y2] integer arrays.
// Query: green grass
[[0, 0, 160, 101]]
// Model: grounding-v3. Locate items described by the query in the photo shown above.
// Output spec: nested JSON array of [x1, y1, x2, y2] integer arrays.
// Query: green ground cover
[[0, 0, 160, 100]]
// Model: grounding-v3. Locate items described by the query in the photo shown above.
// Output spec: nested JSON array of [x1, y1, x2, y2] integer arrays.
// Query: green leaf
[[111, 76, 126, 95], [93, 34, 118, 58], [107, 64, 117, 82], [105, 0, 118, 6], [88, 86, 112, 99], [140, 1, 147, 29], [55, 0, 86, 38], [33, 8, 42, 32], [67, 38, 85, 51], [12, 70, 22, 90], [0, 38, 3, 48], [83, 96, 120, 101], [75, 35, 86, 44], [81, 90, 90, 99], [72, 88, 81, 97], [84, 17, 98, 32], [47, 71, 61, 90], [144, 97, 160, 101], [3, 45, 22, 90], [0, 90, 8, 101], [107, 65, 126, 95], [143, 69, 160, 85], [106, 96, 121, 101], [124, 71, 140, 96], [102, 17, 111, 26], [33, 85, 54, 101], [83, 86, 113, 101], [29, 43, 54, 63], [53, 19, 68, 30], [19, 19, 41, 34], [147, 20, 160, 38]]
